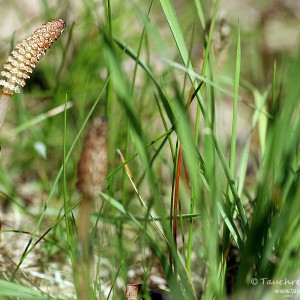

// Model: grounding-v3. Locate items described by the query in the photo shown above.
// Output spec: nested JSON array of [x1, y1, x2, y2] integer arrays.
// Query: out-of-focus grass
[[0, 0, 299, 299]]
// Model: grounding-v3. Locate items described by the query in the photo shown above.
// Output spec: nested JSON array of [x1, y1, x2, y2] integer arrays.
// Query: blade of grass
[[63, 96, 75, 263], [1, 102, 73, 140], [90, 213, 201, 223], [222, 25, 241, 270], [236, 88, 269, 198], [254, 89, 269, 157], [228, 25, 241, 193], [0, 279, 57, 300], [272, 60, 277, 114], [193, 0, 205, 30], [130, 0, 153, 97]]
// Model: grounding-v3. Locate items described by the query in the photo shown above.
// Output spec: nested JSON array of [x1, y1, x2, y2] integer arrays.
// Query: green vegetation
[[0, 0, 299, 299]]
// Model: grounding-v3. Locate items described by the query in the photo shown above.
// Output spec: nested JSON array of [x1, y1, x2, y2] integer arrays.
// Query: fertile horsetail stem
[[76, 117, 108, 249], [0, 19, 66, 132], [76, 117, 108, 299]]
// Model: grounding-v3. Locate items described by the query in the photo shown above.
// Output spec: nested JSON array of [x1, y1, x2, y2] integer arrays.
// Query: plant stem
[[0, 93, 11, 133]]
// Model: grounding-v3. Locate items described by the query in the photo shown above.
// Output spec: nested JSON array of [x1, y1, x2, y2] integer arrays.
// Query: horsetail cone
[[0, 19, 66, 132], [76, 117, 108, 200], [0, 19, 66, 95]]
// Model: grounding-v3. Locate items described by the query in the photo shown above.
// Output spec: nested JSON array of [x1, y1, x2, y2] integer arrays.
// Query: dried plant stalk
[[0, 19, 66, 132], [76, 117, 108, 299]]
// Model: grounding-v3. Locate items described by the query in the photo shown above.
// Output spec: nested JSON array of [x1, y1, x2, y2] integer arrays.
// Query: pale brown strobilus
[[0, 19, 66, 133]]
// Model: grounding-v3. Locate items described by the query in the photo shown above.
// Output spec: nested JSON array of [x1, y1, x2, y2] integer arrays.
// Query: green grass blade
[[193, 0, 205, 29], [0, 279, 57, 300], [272, 60, 277, 114], [62, 96, 76, 265], [229, 26, 241, 185], [159, 0, 191, 68]]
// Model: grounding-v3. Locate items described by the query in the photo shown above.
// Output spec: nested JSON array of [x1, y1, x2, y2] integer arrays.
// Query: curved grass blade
[[0, 279, 57, 300]]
